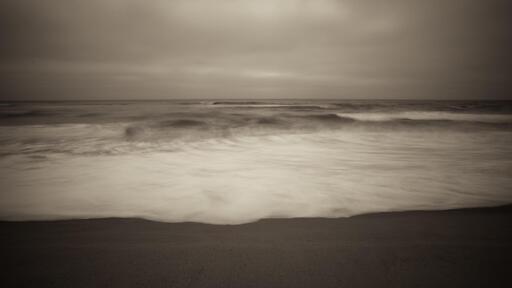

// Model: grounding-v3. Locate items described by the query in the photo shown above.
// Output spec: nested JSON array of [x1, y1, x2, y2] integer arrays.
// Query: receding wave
[[1, 100, 512, 224], [1, 129, 511, 224]]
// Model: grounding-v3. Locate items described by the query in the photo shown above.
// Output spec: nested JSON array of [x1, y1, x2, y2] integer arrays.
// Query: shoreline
[[2, 203, 512, 224], [2, 204, 511, 287]]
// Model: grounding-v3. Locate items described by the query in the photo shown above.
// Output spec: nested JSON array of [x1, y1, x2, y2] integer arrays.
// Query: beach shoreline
[[2, 204, 511, 287]]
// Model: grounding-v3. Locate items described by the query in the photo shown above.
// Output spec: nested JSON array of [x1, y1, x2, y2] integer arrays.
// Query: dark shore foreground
[[1, 206, 512, 288]]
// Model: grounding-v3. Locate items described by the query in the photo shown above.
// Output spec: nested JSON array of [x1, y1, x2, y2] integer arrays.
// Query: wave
[[301, 113, 355, 122], [1, 128, 511, 224], [208, 100, 512, 113], [212, 101, 273, 105], [119, 112, 512, 144], [157, 119, 207, 128], [1, 100, 511, 224], [1, 101, 512, 158], [332, 100, 512, 113], [0, 110, 54, 118], [0, 121, 510, 159], [336, 111, 512, 123], [2, 101, 511, 126], [208, 101, 328, 110]]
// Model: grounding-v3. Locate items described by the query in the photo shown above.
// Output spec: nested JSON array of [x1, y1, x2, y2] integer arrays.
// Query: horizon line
[[2, 98, 511, 102]]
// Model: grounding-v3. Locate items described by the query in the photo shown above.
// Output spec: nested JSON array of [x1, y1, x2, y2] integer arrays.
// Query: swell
[[207, 100, 512, 113], [1, 106, 512, 157], [127, 113, 512, 133], [2, 111, 511, 152]]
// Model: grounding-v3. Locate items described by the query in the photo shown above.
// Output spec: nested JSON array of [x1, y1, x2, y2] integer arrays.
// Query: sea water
[[1, 100, 511, 224]]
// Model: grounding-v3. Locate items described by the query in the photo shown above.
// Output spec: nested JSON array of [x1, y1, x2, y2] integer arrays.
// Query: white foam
[[337, 112, 512, 122], [1, 130, 511, 224]]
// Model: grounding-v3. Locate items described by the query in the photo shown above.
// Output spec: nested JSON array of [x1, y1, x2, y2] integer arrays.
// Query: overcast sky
[[0, 0, 510, 100]]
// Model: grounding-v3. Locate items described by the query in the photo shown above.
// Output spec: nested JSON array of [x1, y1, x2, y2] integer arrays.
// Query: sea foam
[[1, 100, 511, 224]]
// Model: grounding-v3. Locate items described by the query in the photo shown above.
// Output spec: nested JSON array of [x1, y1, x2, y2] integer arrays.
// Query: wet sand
[[1, 205, 511, 287]]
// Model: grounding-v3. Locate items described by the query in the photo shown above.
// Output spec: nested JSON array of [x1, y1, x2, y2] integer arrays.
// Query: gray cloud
[[0, 0, 510, 100]]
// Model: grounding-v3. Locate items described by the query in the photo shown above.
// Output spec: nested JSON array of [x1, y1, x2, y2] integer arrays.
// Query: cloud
[[0, 0, 510, 99]]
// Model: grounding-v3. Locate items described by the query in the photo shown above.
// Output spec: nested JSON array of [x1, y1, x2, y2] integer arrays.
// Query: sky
[[0, 0, 510, 100]]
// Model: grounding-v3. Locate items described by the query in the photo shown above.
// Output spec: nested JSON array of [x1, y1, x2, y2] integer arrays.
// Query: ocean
[[1, 100, 511, 224]]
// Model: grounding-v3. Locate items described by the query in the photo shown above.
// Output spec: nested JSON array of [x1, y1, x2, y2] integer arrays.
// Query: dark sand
[[1, 205, 512, 287]]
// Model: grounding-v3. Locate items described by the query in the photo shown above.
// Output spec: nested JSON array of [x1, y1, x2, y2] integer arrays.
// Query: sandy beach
[[2, 205, 511, 287]]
